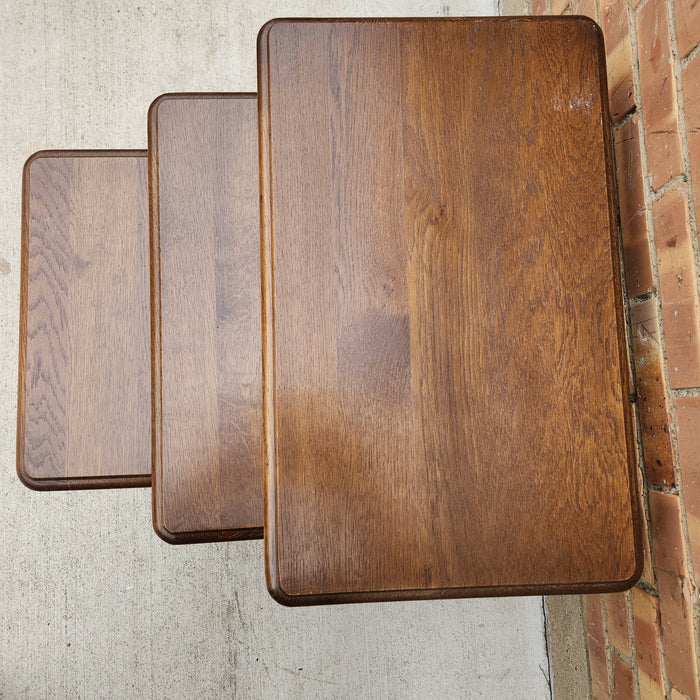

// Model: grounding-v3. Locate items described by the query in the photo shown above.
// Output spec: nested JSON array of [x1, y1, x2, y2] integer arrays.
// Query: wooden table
[[18, 151, 151, 489], [150, 94, 263, 543], [258, 17, 642, 604]]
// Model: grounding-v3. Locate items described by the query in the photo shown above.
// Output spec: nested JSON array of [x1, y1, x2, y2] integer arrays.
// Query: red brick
[[624, 211, 655, 298], [674, 0, 700, 58], [612, 654, 635, 699], [615, 116, 647, 227], [551, 0, 569, 12], [672, 689, 691, 699], [614, 116, 654, 297], [630, 300, 677, 486], [676, 397, 700, 584], [571, 0, 597, 19], [584, 594, 612, 698], [585, 592, 607, 642], [532, 0, 548, 14], [637, 0, 684, 191], [602, 0, 635, 121], [685, 54, 700, 225], [631, 587, 665, 699], [648, 490, 700, 698], [605, 591, 632, 657], [653, 186, 700, 388]]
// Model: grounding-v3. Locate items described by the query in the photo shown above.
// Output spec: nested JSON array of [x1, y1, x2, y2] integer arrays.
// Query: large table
[[258, 17, 642, 604]]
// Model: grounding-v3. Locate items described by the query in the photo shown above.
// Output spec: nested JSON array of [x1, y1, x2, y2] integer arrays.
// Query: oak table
[[18, 151, 151, 489], [149, 94, 263, 543], [258, 17, 643, 604]]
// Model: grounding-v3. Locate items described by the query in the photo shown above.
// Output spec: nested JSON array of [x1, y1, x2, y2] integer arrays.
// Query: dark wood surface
[[18, 151, 151, 489], [258, 17, 642, 604], [150, 94, 263, 543]]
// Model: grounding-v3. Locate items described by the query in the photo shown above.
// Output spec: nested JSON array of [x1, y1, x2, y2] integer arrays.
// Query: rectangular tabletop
[[259, 17, 642, 604], [150, 94, 263, 543], [18, 151, 151, 489]]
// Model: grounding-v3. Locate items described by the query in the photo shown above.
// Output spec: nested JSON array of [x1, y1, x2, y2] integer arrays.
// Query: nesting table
[[150, 94, 263, 543], [17, 17, 642, 606], [18, 151, 151, 489]]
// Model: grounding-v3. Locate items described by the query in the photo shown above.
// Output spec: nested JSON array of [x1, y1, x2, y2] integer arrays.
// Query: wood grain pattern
[[18, 151, 151, 490], [258, 17, 643, 604], [150, 94, 263, 543]]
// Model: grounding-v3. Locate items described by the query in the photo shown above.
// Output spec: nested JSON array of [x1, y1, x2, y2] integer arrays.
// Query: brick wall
[[527, 0, 700, 697]]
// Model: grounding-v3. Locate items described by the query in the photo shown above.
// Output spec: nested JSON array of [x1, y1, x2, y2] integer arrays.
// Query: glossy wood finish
[[259, 17, 643, 605], [18, 151, 151, 489], [150, 94, 263, 543]]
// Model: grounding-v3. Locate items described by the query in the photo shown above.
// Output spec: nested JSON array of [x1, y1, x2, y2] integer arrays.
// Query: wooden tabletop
[[150, 94, 263, 543], [18, 151, 151, 489], [259, 17, 642, 604]]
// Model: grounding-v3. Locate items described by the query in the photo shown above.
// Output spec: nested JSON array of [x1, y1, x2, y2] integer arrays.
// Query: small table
[[18, 151, 151, 489]]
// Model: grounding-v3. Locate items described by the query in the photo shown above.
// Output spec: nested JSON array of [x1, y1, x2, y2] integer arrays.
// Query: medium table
[[149, 93, 263, 542]]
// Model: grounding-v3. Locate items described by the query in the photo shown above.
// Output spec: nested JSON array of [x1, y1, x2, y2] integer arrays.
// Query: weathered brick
[[605, 591, 632, 657], [637, 474, 656, 583], [653, 186, 700, 388], [615, 116, 646, 225], [585, 592, 607, 642], [631, 586, 665, 699], [674, 0, 700, 59], [584, 594, 611, 699], [612, 654, 635, 699], [685, 54, 700, 225], [676, 397, 700, 585], [571, 0, 597, 20], [623, 211, 655, 298], [630, 300, 677, 486], [551, 0, 569, 13], [614, 116, 654, 297], [602, 0, 635, 121], [637, 0, 684, 190], [648, 490, 700, 698]]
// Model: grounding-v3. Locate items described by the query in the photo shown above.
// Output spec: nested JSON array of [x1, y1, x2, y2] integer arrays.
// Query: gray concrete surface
[[0, 2, 551, 698]]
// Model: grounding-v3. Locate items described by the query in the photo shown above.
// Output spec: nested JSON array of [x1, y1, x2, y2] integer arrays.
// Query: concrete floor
[[0, 2, 551, 698]]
